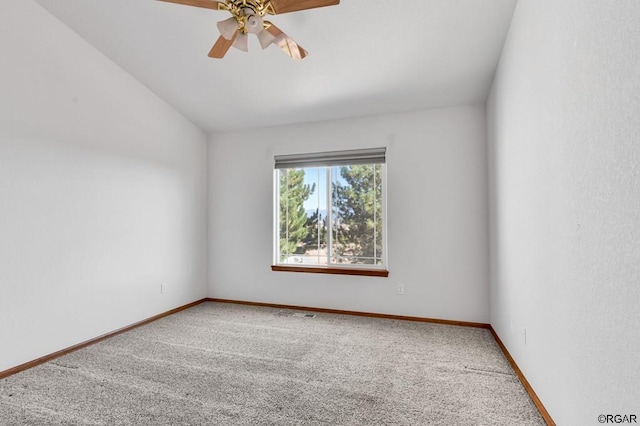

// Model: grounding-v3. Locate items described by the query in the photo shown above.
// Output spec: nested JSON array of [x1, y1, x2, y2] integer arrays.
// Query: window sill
[[271, 265, 389, 277]]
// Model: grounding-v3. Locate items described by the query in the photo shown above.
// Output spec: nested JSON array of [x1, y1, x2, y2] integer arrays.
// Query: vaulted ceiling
[[33, 0, 517, 133]]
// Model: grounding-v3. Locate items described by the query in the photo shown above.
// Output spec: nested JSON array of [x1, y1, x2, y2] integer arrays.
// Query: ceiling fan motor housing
[[226, 0, 270, 18]]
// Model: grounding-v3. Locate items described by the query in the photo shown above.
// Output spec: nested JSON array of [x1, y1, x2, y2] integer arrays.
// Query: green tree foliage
[[279, 169, 315, 259], [304, 208, 327, 249], [332, 165, 383, 264]]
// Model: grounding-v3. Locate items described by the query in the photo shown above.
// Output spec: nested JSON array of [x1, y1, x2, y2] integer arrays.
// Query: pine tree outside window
[[273, 148, 387, 276]]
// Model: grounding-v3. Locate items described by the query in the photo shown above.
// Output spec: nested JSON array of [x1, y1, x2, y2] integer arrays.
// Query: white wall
[[487, 1, 640, 424], [0, 0, 208, 372], [209, 105, 490, 323]]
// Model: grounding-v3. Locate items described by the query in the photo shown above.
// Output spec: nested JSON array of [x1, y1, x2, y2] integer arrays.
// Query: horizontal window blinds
[[274, 147, 386, 169]]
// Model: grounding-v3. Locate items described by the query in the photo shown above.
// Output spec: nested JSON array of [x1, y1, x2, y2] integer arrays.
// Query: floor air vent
[[276, 310, 316, 318], [292, 313, 316, 318]]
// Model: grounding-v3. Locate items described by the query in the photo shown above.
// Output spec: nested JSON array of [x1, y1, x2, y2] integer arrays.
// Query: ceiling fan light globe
[[232, 32, 249, 52], [217, 17, 238, 40], [245, 15, 264, 34], [257, 29, 275, 49]]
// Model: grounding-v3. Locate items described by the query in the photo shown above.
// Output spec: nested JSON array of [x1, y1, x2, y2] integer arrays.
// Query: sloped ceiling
[[32, 0, 517, 133]]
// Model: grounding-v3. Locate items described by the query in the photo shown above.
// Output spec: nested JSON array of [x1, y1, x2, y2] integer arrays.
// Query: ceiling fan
[[158, 0, 340, 60]]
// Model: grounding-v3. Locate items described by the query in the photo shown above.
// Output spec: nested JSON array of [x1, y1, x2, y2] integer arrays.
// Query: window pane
[[301, 167, 327, 265], [278, 168, 327, 265], [276, 162, 385, 268], [331, 164, 384, 265]]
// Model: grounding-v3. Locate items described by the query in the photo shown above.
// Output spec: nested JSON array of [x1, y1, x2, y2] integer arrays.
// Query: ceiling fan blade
[[208, 31, 237, 58], [268, 0, 339, 15], [266, 23, 308, 60], [157, 0, 226, 10]]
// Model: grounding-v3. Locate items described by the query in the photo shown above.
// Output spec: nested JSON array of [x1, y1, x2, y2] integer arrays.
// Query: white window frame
[[272, 148, 388, 275]]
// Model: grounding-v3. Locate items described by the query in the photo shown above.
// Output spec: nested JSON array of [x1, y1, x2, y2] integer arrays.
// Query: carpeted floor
[[0, 302, 545, 425]]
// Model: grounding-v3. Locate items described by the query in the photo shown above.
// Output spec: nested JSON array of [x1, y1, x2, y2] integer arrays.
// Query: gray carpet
[[0, 302, 545, 425]]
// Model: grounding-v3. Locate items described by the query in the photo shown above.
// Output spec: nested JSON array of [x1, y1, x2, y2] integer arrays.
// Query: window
[[273, 148, 388, 277]]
